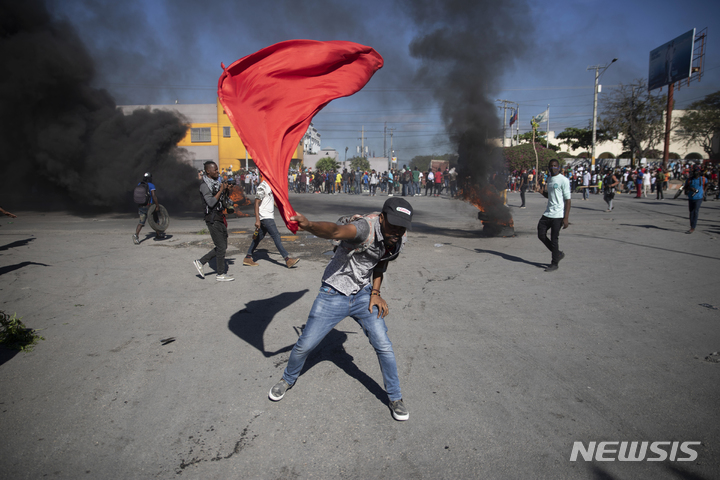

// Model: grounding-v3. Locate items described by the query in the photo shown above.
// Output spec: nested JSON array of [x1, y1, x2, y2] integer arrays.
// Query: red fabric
[[218, 40, 384, 233]]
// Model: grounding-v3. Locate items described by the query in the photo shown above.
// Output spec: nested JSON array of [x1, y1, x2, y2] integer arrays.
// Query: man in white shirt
[[538, 159, 571, 272], [582, 170, 591, 200], [243, 177, 300, 268]]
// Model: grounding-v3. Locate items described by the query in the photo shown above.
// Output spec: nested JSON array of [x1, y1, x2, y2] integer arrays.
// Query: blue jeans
[[247, 218, 289, 259], [689, 198, 702, 229], [282, 284, 402, 401]]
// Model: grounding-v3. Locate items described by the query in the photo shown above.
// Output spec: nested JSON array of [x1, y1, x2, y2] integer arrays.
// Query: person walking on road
[[133, 173, 163, 244], [655, 168, 665, 200], [193, 162, 234, 281], [582, 169, 591, 201], [538, 159, 571, 272], [518, 169, 528, 208], [268, 197, 414, 422], [602, 168, 619, 212], [243, 176, 300, 268], [685, 165, 706, 234]]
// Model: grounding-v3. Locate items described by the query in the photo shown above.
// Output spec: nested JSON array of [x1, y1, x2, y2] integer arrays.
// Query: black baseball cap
[[382, 197, 413, 230]]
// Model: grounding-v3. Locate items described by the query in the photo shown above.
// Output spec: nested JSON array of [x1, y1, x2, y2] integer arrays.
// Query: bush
[[685, 152, 703, 160], [598, 152, 616, 159], [503, 143, 561, 171]]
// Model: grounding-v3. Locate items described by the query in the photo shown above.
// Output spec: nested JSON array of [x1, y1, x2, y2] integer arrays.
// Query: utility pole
[[358, 126, 366, 158], [588, 58, 617, 171], [497, 99, 518, 147], [389, 128, 395, 170], [383, 122, 387, 161], [546, 104, 550, 148], [662, 83, 674, 169]]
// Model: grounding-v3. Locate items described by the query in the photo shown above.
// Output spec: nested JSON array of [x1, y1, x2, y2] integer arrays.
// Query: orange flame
[[460, 183, 514, 228], [228, 186, 251, 217]]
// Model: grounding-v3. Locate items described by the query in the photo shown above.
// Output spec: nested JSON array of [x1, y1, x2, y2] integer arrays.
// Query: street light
[[588, 58, 617, 170]]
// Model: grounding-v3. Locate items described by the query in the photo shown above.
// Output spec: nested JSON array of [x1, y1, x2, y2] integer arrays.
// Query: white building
[[303, 123, 321, 155], [554, 110, 709, 161], [303, 148, 339, 170]]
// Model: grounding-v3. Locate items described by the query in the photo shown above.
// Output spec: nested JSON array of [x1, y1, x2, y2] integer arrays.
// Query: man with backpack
[[132, 173, 163, 244], [268, 197, 414, 422]]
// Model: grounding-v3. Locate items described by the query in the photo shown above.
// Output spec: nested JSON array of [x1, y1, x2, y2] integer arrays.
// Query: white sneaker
[[193, 259, 205, 278], [216, 273, 235, 282]]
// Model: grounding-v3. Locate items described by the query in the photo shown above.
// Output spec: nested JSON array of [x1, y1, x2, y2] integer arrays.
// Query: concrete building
[[302, 123, 321, 155], [119, 100, 303, 172], [513, 110, 710, 162], [303, 148, 339, 170]]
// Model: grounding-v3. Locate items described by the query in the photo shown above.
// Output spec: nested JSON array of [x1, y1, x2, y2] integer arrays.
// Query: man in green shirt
[[538, 159, 571, 272]]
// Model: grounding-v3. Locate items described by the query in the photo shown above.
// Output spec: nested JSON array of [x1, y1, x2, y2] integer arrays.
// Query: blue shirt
[[687, 177, 704, 201]]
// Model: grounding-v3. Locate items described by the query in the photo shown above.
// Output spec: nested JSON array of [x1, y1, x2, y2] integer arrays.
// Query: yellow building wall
[[176, 123, 219, 147], [216, 98, 304, 172], [217, 98, 249, 171]]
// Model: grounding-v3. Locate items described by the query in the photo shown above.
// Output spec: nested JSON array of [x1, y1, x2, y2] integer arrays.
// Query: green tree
[[348, 156, 370, 172], [555, 126, 613, 151], [676, 90, 720, 159], [599, 79, 666, 164], [315, 156, 339, 172]]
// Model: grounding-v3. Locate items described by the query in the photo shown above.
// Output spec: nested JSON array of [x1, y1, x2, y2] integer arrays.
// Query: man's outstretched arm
[[290, 213, 357, 241]]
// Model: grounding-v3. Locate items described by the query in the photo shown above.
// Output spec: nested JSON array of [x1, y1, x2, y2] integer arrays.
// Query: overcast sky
[[49, 0, 720, 163]]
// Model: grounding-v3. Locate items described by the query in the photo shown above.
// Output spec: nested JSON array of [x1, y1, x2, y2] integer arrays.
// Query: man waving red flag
[[218, 40, 384, 233]]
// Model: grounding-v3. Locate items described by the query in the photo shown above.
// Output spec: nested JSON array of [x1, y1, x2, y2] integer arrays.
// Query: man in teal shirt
[[538, 159, 571, 272]]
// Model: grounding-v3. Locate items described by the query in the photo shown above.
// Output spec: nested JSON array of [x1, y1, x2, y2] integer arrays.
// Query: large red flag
[[218, 40, 384, 233]]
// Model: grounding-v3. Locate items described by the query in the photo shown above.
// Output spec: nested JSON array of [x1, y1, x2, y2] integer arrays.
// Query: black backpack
[[133, 182, 150, 206]]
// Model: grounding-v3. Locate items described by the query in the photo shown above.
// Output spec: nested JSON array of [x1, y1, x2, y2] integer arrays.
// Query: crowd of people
[[205, 165, 461, 198], [504, 162, 719, 201]]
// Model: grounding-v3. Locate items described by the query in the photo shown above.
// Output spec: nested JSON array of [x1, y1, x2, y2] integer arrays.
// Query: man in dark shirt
[[518, 169, 529, 208], [133, 173, 162, 244], [193, 161, 234, 282], [268, 198, 413, 421]]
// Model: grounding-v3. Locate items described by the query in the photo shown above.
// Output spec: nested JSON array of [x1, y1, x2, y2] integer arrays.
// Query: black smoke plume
[[403, 0, 532, 225], [0, 0, 197, 211]]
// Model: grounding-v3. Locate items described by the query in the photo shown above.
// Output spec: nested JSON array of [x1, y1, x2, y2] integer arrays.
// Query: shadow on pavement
[[573, 234, 720, 261], [0, 261, 50, 276], [228, 290, 309, 357], [475, 249, 547, 269], [299, 327, 388, 405], [248, 249, 287, 268], [0, 238, 35, 252], [618, 223, 675, 231], [411, 222, 484, 238], [0, 345, 19, 367]]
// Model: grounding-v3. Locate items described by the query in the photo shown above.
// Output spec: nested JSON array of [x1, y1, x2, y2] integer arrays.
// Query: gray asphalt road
[[1, 189, 719, 479]]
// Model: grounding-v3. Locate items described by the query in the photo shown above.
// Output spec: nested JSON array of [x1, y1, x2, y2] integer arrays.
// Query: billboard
[[648, 29, 695, 91]]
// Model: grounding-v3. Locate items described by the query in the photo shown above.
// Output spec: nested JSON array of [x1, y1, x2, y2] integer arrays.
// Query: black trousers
[[520, 187, 526, 207], [537, 215, 563, 265], [200, 219, 228, 275]]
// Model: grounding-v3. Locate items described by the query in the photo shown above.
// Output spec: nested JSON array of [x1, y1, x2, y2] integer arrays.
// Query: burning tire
[[147, 204, 170, 232]]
